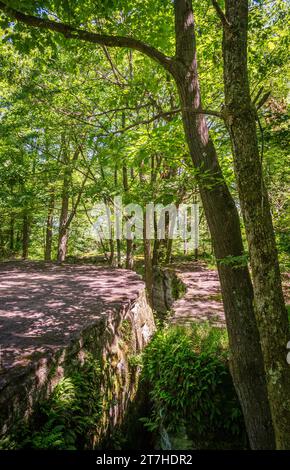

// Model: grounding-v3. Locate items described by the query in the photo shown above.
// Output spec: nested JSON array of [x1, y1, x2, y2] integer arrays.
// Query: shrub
[[0, 352, 102, 450], [141, 324, 245, 447]]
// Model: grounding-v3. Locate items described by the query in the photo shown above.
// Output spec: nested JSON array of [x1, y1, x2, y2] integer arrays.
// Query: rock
[[0, 262, 155, 446]]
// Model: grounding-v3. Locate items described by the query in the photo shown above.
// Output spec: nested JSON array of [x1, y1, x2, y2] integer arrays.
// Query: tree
[[0, 0, 288, 448], [171, 0, 273, 448], [212, 0, 290, 448]]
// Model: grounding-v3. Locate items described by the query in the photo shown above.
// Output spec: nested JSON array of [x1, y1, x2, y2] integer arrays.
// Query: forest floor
[[169, 261, 289, 327], [170, 262, 225, 327]]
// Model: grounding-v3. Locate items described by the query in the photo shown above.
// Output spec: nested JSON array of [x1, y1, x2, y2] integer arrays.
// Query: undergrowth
[[0, 352, 102, 450], [141, 323, 247, 449]]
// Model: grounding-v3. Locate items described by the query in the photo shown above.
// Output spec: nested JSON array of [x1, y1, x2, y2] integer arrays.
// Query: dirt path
[[170, 263, 226, 327]]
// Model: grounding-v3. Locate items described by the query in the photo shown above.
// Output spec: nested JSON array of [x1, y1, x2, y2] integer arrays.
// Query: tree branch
[[253, 86, 264, 105], [212, 0, 231, 29], [111, 107, 223, 134], [256, 91, 271, 111], [101, 46, 127, 86], [189, 108, 223, 119], [65, 168, 90, 229], [0, 1, 174, 72]]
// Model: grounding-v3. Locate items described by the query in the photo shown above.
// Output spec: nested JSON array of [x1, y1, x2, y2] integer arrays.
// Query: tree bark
[[108, 238, 114, 266], [123, 164, 134, 269], [57, 142, 87, 263], [165, 238, 173, 264], [9, 214, 14, 253], [45, 189, 55, 261], [57, 197, 69, 263], [0, 0, 276, 449], [0, 219, 3, 256], [22, 212, 30, 260], [116, 239, 122, 268], [152, 212, 160, 267], [122, 104, 135, 271], [143, 211, 153, 305], [172, 0, 274, 449], [221, 0, 290, 448], [57, 144, 70, 263]]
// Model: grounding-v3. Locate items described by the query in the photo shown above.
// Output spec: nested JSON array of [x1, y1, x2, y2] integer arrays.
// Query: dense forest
[[0, 0, 289, 454]]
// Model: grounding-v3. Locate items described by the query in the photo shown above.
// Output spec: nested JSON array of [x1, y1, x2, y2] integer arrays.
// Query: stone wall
[[152, 267, 186, 314], [0, 286, 155, 447]]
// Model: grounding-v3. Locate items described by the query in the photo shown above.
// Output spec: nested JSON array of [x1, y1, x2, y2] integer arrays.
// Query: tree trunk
[[152, 212, 160, 267], [58, 226, 69, 263], [172, 0, 274, 449], [22, 213, 30, 260], [108, 238, 114, 266], [107, 205, 114, 266], [1, 0, 276, 450], [123, 164, 134, 269], [9, 215, 14, 253], [0, 219, 3, 256], [222, 0, 290, 448], [165, 238, 173, 264], [125, 238, 134, 270], [57, 142, 85, 263], [143, 211, 153, 305], [57, 162, 70, 263], [45, 190, 55, 261], [116, 239, 122, 268], [123, 131, 134, 269]]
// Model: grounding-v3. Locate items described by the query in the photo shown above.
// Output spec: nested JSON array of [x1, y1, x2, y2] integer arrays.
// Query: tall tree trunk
[[172, 0, 274, 449], [0, 218, 3, 256], [143, 211, 153, 305], [165, 238, 173, 264], [116, 239, 122, 267], [193, 190, 199, 261], [123, 164, 134, 269], [45, 189, 55, 261], [57, 162, 70, 263], [104, 199, 114, 265], [58, 217, 69, 263], [108, 238, 114, 266], [22, 213, 30, 260], [122, 113, 134, 269], [221, 0, 290, 448], [1, 0, 276, 449], [57, 141, 86, 263], [152, 212, 160, 267], [9, 215, 14, 253], [125, 239, 134, 270]]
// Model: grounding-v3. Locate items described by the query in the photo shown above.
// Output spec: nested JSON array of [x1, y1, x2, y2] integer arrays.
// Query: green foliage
[[141, 324, 245, 446], [287, 305, 290, 323], [128, 353, 143, 368], [217, 253, 249, 269], [2, 353, 103, 450], [120, 319, 133, 344], [0, 0, 288, 451], [0, 0, 289, 265]]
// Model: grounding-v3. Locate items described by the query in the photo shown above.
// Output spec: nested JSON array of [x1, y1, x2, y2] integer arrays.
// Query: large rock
[[0, 262, 155, 446], [152, 266, 186, 313]]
